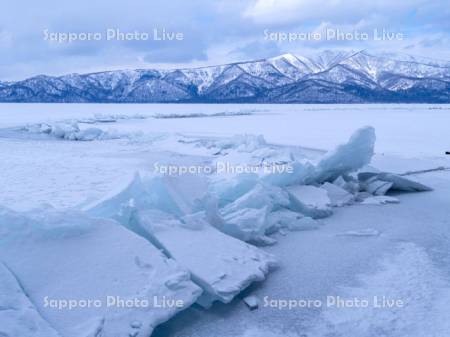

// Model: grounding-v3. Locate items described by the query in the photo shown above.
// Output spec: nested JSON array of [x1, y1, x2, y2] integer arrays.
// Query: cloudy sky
[[1, 0, 449, 80]]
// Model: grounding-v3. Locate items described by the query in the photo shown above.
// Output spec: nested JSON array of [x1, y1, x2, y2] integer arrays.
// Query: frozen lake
[[1, 103, 450, 337], [1, 103, 449, 156]]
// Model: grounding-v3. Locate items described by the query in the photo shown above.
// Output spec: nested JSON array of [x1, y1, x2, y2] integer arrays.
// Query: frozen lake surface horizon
[[1, 103, 449, 157]]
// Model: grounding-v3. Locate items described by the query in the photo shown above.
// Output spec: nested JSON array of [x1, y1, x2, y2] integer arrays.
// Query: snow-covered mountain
[[1, 50, 449, 103]]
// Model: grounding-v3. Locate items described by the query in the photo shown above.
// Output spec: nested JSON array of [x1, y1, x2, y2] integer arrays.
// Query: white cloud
[[243, 0, 427, 25], [0, 0, 448, 80]]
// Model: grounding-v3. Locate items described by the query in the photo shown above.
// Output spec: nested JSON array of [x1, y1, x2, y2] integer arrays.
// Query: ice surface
[[92, 113, 149, 122], [361, 196, 400, 205], [262, 160, 316, 187], [88, 175, 277, 307], [358, 171, 433, 193], [312, 126, 376, 183], [309, 243, 450, 337], [1, 103, 449, 157], [201, 134, 267, 153], [221, 183, 290, 213], [153, 111, 253, 119], [219, 183, 292, 242], [88, 173, 210, 220], [0, 263, 61, 337], [208, 173, 259, 207], [286, 185, 331, 211], [373, 173, 433, 192], [332, 175, 361, 194], [218, 182, 327, 241], [336, 228, 381, 237], [363, 178, 393, 195], [0, 107, 442, 337], [221, 207, 270, 243], [131, 210, 277, 308], [0, 207, 201, 337], [243, 295, 260, 310], [287, 189, 333, 219], [266, 209, 321, 232], [88, 171, 321, 245], [23, 122, 117, 141], [321, 182, 355, 206]]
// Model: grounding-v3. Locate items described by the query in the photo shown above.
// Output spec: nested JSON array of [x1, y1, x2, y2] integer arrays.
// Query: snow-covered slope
[[0, 50, 449, 103], [0, 51, 450, 103]]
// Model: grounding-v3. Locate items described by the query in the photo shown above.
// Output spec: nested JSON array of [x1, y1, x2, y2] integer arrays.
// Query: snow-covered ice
[[23, 121, 123, 141], [336, 228, 381, 237], [133, 210, 277, 308], [321, 182, 354, 206], [361, 195, 400, 205], [311, 126, 375, 183], [243, 295, 260, 311], [0, 103, 447, 337], [309, 242, 450, 337], [87, 173, 278, 307], [360, 172, 433, 192], [286, 185, 331, 211], [0, 207, 201, 337], [0, 263, 61, 337]]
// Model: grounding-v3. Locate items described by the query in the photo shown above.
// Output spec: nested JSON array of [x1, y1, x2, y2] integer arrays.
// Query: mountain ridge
[[1, 50, 449, 103]]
